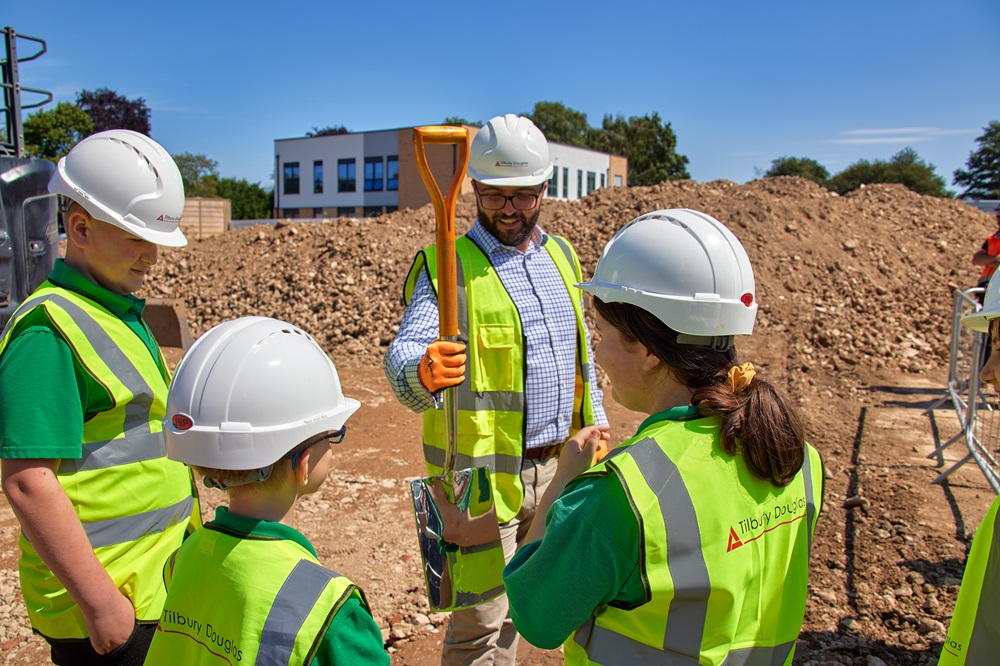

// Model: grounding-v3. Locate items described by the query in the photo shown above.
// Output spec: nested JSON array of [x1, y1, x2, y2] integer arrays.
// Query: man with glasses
[[385, 113, 609, 665]]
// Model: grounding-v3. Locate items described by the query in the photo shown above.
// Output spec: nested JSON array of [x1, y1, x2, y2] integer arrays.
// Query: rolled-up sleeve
[[383, 269, 439, 414]]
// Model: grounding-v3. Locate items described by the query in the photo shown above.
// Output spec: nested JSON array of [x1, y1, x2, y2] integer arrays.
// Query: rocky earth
[[1, 177, 997, 665]]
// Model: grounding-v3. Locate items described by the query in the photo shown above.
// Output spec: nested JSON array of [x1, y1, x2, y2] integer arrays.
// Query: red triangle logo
[[157, 215, 164, 221], [727, 527, 743, 552], [495, 161, 501, 166]]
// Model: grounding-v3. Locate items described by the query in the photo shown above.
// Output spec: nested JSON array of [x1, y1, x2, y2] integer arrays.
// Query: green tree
[[216, 178, 273, 220], [524, 101, 589, 147], [306, 125, 349, 137], [954, 120, 1000, 199], [174, 152, 219, 197], [764, 156, 830, 185], [828, 147, 950, 197], [442, 116, 482, 127], [77, 88, 151, 135], [22, 102, 94, 160], [586, 112, 690, 186]]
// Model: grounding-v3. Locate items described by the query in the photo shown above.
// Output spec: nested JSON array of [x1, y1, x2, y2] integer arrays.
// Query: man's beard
[[477, 204, 542, 248]]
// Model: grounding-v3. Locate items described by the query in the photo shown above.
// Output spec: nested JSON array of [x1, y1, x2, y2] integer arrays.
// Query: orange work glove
[[594, 439, 610, 463], [418, 340, 467, 392]]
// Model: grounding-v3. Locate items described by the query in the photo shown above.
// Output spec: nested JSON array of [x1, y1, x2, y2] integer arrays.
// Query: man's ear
[[64, 208, 93, 249]]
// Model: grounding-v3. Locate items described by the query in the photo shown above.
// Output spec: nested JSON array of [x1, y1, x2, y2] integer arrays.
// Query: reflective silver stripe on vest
[[258, 560, 339, 666], [725, 642, 795, 665], [4, 293, 164, 473], [574, 437, 709, 662], [423, 443, 521, 476], [548, 235, 578, 279], [84, 496, 193, 548], [454, 583, 506, 609], [460, 539, 503, 555], [801, 444, 815, 551]]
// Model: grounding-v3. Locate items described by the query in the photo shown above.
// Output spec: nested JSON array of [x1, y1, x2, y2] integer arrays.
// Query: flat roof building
[[273, 125, 627, 219]]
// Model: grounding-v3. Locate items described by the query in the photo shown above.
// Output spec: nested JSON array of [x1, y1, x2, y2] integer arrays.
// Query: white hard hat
[[578, 209, 757, 343], [467, 114, 553, 187], [49, 129, 188, 247], [962, 273, 1000, 332], [164, 317, 360, 470]]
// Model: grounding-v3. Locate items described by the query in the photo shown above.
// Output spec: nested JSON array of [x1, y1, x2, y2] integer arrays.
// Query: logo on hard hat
[[156, 214, 181, 222], [495, 160, 529, 168], [741, 293, 754, 307], [171, 413, 194, 431]]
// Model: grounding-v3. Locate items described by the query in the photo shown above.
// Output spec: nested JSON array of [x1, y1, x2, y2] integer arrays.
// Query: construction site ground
[[1, 177, 998, 665]]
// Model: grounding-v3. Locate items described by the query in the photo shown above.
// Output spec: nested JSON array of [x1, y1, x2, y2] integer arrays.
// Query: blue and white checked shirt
[[384, 219, 607, 450]]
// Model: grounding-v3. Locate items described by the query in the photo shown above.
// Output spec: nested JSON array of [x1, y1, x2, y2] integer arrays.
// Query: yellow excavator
[[1, 26, 190, 349]]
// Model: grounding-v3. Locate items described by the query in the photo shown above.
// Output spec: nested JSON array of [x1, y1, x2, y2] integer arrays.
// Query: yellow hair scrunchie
[[726, 362, 756, 393]]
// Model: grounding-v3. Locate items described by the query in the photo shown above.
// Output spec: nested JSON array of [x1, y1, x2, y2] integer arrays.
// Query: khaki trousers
[[440, 456, 559, 666]]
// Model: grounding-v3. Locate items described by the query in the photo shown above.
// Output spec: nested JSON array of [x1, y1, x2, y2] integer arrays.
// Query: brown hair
[[594, 298, 805, 486]]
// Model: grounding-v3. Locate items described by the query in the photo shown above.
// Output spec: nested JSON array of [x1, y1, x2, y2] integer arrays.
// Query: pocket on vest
[[473, 325, 516, 392]]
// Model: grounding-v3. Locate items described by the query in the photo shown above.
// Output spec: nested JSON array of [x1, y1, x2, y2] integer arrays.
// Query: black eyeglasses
[[475, 187, 540, 210], [290, 426, 346, 469]]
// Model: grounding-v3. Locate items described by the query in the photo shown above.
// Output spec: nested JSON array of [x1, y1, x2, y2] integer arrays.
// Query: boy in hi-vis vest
[[144, 317, 389, 665]]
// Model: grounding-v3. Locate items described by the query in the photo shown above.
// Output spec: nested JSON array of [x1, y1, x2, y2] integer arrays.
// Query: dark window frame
[[338, 158, 356, 193], [283, 162, 300, 195], [364, 156, 384, 192]]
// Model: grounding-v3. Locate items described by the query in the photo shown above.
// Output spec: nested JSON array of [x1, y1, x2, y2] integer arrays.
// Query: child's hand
[[556, 425, 611, 481]]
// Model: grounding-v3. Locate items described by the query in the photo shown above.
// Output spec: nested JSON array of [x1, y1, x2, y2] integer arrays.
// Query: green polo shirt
[[196, 508, 389, 666], [0, 259, 166, 459], [503, 406, 699, 649]]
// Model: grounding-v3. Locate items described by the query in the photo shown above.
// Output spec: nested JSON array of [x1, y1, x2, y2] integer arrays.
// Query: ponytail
[[593, 298, 805, 486]]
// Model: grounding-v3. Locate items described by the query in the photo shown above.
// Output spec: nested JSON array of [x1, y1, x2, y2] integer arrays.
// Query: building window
[[364, 205, 382, 217], [313, 161, 323, 194], [562, 167, 568, 198], [283, 162, 300, 195], [387, 155, 399, 191], [313, 207, 324, 217], [614, 175, 623, 187], [600, 173, 605, 188], [587, 171, 596, 195], [282, 208, 298, 219], [549, 167, 558, 198], [577, 170, 583, 199], [337, 206, 356, 218], [365, 157, 384, 192], [386, 205, 398, 213], [338, 159, 356, 192]]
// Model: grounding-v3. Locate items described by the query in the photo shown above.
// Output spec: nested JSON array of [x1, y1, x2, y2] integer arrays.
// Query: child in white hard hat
[[143, 317, 389, 665], [503, 209, 825, 665], [937, 275, 1000, 664]]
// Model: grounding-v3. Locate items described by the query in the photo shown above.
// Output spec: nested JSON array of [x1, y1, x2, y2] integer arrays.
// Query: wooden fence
[[181, 198, 230, 240]]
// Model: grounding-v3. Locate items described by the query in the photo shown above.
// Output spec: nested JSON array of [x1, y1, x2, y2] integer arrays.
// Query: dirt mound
[[147, 177, 992, 389]]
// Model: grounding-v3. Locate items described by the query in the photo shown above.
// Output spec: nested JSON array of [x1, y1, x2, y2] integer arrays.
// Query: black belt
[[523, 443, 562, 461]]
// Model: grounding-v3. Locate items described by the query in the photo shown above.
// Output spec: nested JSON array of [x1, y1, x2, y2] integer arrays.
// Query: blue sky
[[7, 0, 999, 193]]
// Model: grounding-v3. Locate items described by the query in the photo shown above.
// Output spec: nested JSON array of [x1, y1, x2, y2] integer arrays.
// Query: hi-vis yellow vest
[[0, 283, 198, 639], [565, 415, 824, 665], [404, 234, 596, 523], [145, 525, 371, 665], [939, 493, 999, 665]]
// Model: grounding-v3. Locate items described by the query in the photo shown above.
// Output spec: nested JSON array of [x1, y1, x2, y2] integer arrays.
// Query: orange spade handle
[[412, 126, 471, 339]]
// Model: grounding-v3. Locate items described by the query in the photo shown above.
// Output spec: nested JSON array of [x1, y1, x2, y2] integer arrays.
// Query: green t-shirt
[[0, 259, 165, 459], [202, 508, 390, 666], [503, 406, 699, 649]]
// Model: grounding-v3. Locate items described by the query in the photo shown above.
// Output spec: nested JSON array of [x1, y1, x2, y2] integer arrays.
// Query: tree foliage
[[23, 102, 94, 160], [827, 147, 950, 197], [525, 101, 589, 147], [442, 116, 482, 127], [174, 152, 219, 198], [76, 88, 151, 135], [764, 156, 829, 185], [587, 112, 690, 186], [306, 125, 349, 137], [954, 120, 1000, 199], [216, 177, 273, 220]]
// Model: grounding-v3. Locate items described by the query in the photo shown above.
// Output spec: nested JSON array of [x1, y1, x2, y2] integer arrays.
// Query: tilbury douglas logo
[[495, 160, 529, 168], [157, 213, 182, 222], [727, 497, 808, 552]]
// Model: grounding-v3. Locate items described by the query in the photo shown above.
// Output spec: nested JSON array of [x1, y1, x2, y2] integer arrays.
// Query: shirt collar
[[210, 506, 318, 557], [467, 218, 547, 256], [49, 258, 146, 318], [635, 405, 701, 435]]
